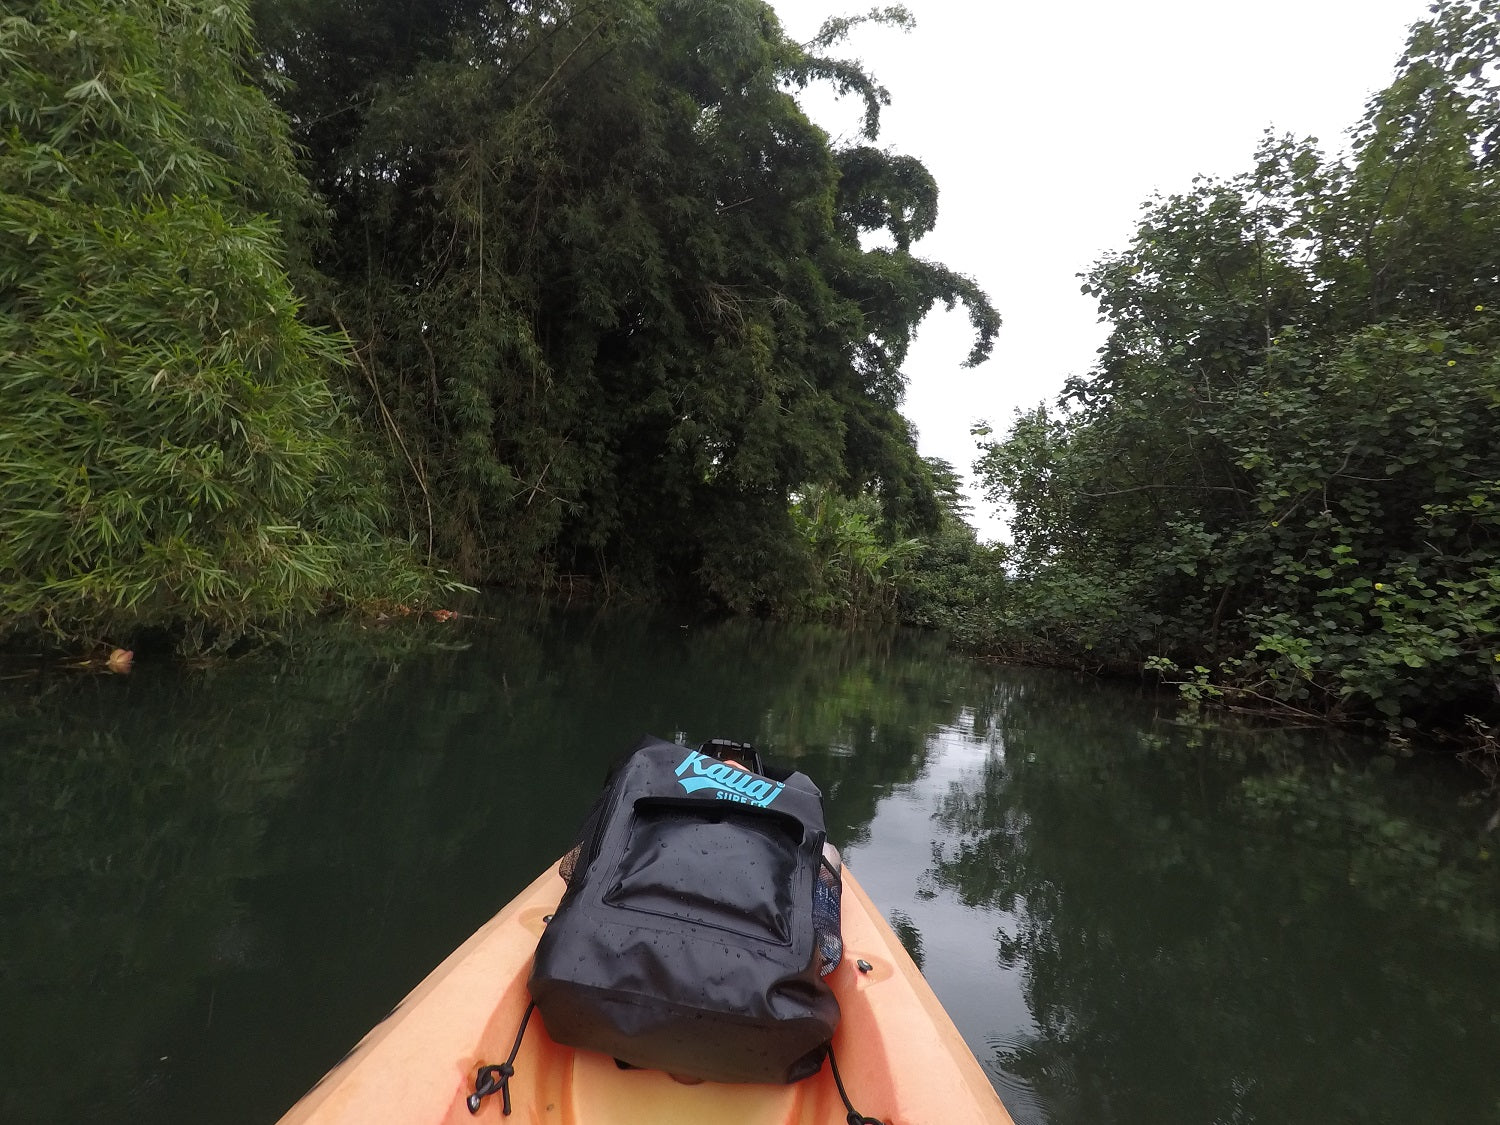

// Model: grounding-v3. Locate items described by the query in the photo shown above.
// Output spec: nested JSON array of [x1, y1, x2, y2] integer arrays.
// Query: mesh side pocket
[[560, 782, 615, 884], [559, 843, 583, 884], [813, 857, 843, 976]]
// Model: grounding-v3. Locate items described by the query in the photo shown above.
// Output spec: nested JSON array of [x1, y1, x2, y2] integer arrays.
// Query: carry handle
[[699, 737, 762, 775]]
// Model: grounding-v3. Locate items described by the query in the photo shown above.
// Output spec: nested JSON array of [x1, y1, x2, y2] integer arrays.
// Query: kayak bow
[[277, 862, 1014, 1125]]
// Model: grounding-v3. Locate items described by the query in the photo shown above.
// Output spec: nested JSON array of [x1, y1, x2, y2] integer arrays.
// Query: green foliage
[[782, 456, 1011, 631], [252, 0, 996, 605], [891, 458, 1009, 643], [790, 485, 919, 621], [0, 0, 439, 648], [974, 0, 1500, 731]]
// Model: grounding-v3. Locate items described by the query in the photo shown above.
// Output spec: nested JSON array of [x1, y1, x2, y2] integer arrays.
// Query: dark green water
[[4, 601, 1499, 1124]]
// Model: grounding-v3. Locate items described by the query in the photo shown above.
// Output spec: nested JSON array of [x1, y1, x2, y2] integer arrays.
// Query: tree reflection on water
[[928, 679, 1500, 1125], [5, 608, 1497, 1125]]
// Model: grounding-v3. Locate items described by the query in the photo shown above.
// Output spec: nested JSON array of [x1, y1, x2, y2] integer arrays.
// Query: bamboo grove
[[2, 0, 997, 646]]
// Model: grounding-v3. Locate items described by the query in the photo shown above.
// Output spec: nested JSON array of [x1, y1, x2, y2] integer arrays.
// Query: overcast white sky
[[770, 0, 1435, 540]]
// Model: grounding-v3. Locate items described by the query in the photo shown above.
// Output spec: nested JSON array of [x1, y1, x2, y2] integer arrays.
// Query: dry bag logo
[[675, 751, 784, 807]]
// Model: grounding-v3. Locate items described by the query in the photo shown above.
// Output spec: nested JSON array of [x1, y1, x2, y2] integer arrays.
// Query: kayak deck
[[277, 863, 1014, 1125]]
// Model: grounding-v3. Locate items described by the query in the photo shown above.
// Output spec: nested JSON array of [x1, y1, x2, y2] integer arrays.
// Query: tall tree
[[253, 0, 997, 607]]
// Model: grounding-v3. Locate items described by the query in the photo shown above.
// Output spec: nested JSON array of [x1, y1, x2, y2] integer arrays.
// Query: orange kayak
[[276, 862, 1015, 1125]]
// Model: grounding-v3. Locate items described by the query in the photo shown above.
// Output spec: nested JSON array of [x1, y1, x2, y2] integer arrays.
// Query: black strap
[[700, 737, 763, 776], [827, 1043, 886, 1125], [467, 1000, 536, 1116], [469, 1006, 883, 1123]]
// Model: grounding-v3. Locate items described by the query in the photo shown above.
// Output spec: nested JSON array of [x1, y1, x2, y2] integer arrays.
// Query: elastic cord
[[827, 1044, 886, 1125], [467, 1000, 537, 1116]]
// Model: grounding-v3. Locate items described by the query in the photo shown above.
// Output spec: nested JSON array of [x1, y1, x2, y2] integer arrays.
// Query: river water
[[3, 601, 1498, 1124]]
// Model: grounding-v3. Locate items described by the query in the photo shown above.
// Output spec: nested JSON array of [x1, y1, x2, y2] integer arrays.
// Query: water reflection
[[0, 603, 982, 1124], [925, 679, 1500, 1125], [3, 604, 1497, 1125]]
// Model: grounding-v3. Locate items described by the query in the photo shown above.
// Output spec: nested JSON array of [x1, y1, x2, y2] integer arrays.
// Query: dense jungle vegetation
[[247, 0, 997, 610], [1, 0, 440, 643], [969, 0, 1500, 740], [3, 0, 1497, 745], [2, 0, 994, 643]]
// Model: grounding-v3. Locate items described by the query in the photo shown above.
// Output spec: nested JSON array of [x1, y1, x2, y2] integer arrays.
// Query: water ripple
[[984, 1033, 1050, 1125]]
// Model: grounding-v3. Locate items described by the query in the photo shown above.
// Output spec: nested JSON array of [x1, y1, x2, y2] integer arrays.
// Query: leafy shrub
[[0, 0, 437, 647]]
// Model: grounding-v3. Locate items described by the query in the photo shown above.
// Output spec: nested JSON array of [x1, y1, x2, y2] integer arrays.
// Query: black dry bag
[[528, 735, 841, 1084]]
